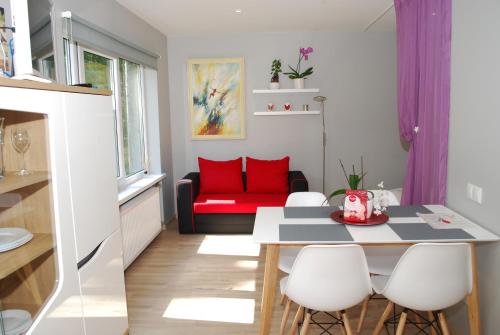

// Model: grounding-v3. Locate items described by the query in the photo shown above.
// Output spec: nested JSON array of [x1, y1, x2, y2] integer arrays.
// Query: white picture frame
[[0, 0, 13, 77], [0, 0, 52, 82]]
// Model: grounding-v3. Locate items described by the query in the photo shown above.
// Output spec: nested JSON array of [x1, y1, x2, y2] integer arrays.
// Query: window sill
[[118, 173, 166, 205]]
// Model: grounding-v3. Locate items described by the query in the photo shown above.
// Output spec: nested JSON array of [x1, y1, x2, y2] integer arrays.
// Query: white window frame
[[35, 51, 55, 79], [74, 44, 149, 187]]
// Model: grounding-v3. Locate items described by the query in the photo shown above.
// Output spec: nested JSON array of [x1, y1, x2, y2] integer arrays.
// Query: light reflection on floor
[[230, 279, 256, 292], [197, 235, 261, 257], [163, 297, 255, 324]]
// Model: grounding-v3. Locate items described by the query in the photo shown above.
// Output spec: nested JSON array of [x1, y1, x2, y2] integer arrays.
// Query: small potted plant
[[284, 47, 314, 89], [269, 59, 281, 89], [327, 157, 389, 220]]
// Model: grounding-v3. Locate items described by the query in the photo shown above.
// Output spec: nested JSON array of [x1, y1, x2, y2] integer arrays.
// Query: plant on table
[[327, 158, 368, 200], [326, 157, 388, 215]]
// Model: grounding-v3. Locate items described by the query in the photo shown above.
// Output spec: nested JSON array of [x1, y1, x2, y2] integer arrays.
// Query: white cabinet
[[78, 230, 128, 335], [0, 80, 128, 335], [63, 93, 121, 262]]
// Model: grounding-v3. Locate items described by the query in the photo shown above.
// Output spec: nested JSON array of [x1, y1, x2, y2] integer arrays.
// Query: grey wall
[[48, 0, 175, 220], [168, 32, 407, 200], [446, 0, 500, 334]]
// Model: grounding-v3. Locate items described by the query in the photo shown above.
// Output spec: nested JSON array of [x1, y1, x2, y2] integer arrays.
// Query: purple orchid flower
[[284, 47, 315, 79], [300, 47, 314, 60]]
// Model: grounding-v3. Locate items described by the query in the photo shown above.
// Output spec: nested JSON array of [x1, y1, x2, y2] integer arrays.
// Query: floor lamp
[[313, 96, 327, 194]]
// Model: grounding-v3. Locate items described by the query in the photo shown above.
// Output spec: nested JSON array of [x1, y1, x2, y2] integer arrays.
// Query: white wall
[[446, 0, 500, 333], [168, 32, 407, 197], [49, 0, 175, 220]]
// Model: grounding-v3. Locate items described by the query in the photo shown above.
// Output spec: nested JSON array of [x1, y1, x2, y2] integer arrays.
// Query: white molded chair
[[364, 188, 406, 275], [279, 192, 329, 274], [280, 245, 372, 335], [357, 189, 408, 331], [371, 243, 473, 335]]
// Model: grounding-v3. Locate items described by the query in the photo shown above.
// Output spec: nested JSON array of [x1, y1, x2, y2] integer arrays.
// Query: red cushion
[[198, 157, 244, 194], [246, 156, 290, 193], [193, 193, 288, 214]]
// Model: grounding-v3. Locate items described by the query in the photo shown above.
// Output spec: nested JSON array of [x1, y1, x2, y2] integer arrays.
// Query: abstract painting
[[188, 58, 245, 139]]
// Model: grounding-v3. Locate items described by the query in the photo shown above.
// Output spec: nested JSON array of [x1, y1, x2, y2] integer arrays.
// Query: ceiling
[[116, 0, 396, 36]]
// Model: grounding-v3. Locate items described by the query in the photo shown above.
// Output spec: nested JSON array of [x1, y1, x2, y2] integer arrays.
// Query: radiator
[[120, 186, 162, 269]]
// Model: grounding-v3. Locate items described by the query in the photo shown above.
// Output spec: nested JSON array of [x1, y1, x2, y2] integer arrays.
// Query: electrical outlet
[[473, 186, 483, 204], [467, 183, 474, 199], [467, 183, 483, 204]]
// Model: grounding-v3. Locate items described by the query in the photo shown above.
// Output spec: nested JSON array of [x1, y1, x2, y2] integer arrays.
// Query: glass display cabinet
[[0, 78, 129, 335], [0, 109, 57, 334]]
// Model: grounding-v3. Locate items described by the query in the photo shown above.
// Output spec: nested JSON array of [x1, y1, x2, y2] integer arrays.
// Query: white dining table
[[252, 205, 499, 335]]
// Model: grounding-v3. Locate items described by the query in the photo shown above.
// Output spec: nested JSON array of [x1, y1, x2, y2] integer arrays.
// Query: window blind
[[69, 15, 158, 69], [30, 17, 53, 56]]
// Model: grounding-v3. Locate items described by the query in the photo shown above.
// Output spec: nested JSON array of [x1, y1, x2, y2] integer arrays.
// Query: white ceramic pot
[[366, 199, 373, 219], [269, 82, 280, 89], [293, 78, 305, 89]]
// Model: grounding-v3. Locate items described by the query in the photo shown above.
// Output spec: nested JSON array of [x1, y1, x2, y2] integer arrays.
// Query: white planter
[[269, 82, 280, 89], [293, 78, 305, 89]]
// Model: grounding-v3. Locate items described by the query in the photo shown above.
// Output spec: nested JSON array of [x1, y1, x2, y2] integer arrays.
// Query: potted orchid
[[269, 59, 282, 89], [326, 158, 389, 219], [284, 47, 314, 89]]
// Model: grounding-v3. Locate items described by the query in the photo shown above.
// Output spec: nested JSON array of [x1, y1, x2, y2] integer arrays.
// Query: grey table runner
[[385, 205, 432, 217], [280, 206, 475, 242], [283, 205, 432, 219], [279, 224, 354, 242], [388, 223, 474, 240], [283, 206, 338, 219]]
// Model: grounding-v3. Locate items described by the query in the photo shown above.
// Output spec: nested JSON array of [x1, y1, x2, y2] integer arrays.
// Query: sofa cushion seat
[[193, 193, 288, 214]]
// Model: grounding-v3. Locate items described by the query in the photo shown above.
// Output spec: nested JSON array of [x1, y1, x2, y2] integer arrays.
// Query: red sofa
[[176, 157, 308, 234]]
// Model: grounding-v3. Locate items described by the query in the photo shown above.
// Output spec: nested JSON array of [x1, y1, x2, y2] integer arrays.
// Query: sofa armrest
[[176, 172, 200, 234], [289, 171, 309, 193]]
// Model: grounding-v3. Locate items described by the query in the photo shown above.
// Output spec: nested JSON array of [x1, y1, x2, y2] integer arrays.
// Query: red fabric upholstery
[[246, 156, 290, 194], [193, 193, 288, 214], [198, 157, 244, 194]]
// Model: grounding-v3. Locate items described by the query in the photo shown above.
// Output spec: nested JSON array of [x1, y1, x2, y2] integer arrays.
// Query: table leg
[[260, 244, 280, 335], [467, 243, 480, 335]]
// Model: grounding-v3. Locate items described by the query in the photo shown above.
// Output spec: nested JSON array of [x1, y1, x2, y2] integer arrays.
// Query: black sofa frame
[[176, 171, 308, 234]]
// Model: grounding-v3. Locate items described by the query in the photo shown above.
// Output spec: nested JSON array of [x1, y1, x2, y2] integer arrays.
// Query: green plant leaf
[[283, 66, 300, 79], [327, 188, 346, 200], [348, 174, 362, 190], [297, 67, 313, 78]]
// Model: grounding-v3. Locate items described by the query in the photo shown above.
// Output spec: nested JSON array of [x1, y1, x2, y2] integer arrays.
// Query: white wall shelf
[[254, 111, 320, 116], [252, 88, 320, 94]]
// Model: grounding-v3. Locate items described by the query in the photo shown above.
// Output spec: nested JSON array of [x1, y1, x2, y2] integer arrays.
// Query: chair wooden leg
[[395, 310, 408, 335], [336, 311, 347, 335], [341, 310, 354, 335], [438, 311, 451, 335], [299, 310, 312, 335], [428, 311, 437, 335], [288, 305, 304, 335], [414, 311, 423, 325], [280, 299, 292, 335], [372, 302, 394, 335], [280, 293, 287, 306], [357, 296, 370, 333]]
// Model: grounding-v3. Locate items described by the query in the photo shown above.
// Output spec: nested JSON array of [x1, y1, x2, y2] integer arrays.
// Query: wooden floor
[[125, 221, 389, 335]]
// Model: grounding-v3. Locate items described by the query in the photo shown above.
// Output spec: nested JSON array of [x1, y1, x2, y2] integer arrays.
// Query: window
[[76, 46, 147, 182], [32, 53, 57, 81], [119, 59, 146, 176]]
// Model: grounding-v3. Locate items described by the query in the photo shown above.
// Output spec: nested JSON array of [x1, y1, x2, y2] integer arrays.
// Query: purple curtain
[[395, 0, 452, 205]]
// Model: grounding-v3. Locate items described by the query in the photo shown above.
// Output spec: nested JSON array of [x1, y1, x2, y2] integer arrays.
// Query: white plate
[[0, 228, 34, 253], [0, 309, 32, 335]]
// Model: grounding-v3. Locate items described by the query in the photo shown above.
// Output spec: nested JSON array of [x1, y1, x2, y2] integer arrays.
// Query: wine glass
[[11, 128, 31, 176]]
